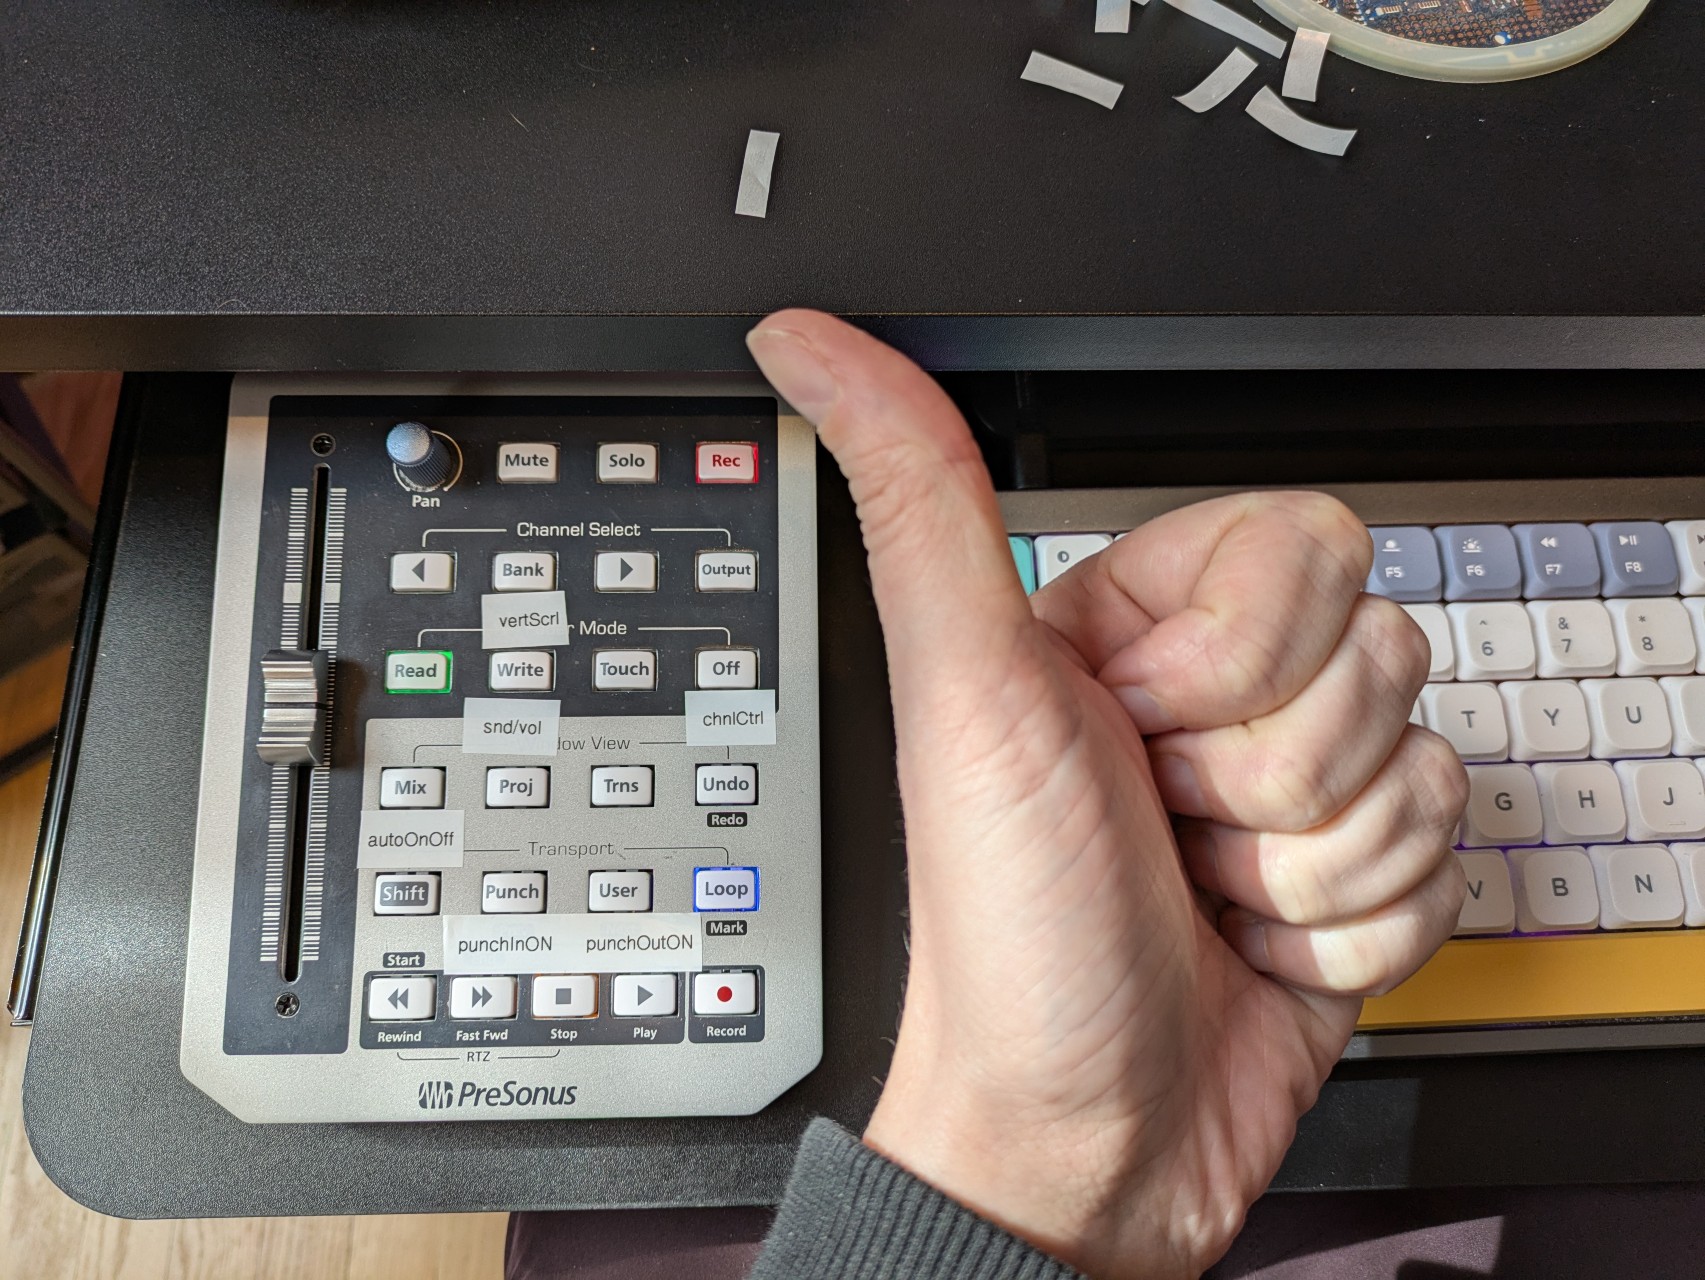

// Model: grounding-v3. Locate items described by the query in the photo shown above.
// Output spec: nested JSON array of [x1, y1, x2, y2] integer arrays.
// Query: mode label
[[462, 697, 560, 756], [684, 689, 777, 746], [442, 913, 703, 974], [357, 809, 465, 868], [481, 590, 570, 648]]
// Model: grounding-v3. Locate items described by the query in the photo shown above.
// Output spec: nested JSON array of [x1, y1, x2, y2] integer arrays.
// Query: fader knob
[[386, 422, 457, 491]]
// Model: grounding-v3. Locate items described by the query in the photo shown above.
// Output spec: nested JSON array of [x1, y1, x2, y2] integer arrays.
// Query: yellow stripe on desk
[[1357, 932, 1705, 1030]]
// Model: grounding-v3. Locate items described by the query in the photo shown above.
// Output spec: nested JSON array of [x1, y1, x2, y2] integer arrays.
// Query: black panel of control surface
[[223, 396, 779, 1055]]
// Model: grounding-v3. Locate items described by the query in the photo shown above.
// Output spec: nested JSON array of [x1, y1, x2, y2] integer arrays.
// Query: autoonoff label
[[357, 809, 464, 868]]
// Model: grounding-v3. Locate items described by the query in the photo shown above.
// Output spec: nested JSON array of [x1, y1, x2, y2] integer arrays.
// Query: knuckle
[[1196, 617, 1287, 714], [1270, 491, 1374, 576], [1318, 926, 1391, 994], [1404, 729, 1471, 834], [1357, 595, 1432, 703], [1260, 838, 1337, 925], [1250, 744, 1341, 832]]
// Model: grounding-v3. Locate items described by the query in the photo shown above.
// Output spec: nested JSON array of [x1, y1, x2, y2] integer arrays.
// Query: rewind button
[[367, 976, 436, 1022], [449, 975, 518, 1020]]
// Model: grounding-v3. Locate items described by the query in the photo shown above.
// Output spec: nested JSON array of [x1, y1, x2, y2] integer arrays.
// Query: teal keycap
[[1009, 536, 1036, 595]]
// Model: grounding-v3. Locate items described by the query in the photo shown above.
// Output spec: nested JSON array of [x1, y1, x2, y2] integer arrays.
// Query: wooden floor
[[0, 421, 510, 1277]]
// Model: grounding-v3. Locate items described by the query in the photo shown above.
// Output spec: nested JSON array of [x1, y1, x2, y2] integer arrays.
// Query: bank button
[[379, 766, 445, 809], [694, 866, 759, 912], [592, 648, 658, 691], [613, 974, 678, 1018], [495, 442, 559, 484], [368, 976, 436, 1022], [597, 442, 659, 484], [492, 551, 557, 592], [696, 550, 758, 593], [449, 975, 518, 1019], [589, 869, 653, 912], [482, 871, 547, 914], [384, 650, 452, 695], [693, 971, 758, 1016], [374, 872, 441, 915], [695, 442, 758, 484], [532, 974, 597, 1018], [696, 764, 757, 806]]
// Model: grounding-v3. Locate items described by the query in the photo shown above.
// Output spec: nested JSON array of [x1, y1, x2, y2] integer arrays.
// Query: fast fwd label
[[442, 913, 703, 974], [481, 590, 570, 648], [462, 697, 560, 755], [357, 810, 464, 868]]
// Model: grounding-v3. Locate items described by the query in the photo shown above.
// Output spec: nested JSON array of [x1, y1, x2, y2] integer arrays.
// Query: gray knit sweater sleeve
[[748, 1119, 1084, 1279]]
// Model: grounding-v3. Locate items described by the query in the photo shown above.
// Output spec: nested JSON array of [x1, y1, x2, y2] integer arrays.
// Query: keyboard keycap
[[1666, 520, 1705, 596], [1034, 534, 1112, 586], [1661, 676, 1705, 755], [1668, 843, 1705, 927], [1607, 598, 1697, 676], [1513, 523, 1600, 599], [1592, 521, 1680, 597], [1533, 762, 1627, 844], [1499, 681, 1590, 762], [1581, 678, 1672, 758], [1420, 683, 1508, 762], [1526, 599, 1617, 679], [1616, 759, 1705, 841], [1008, 537, 1037, 594], [1401, 604, 1454, 682], [1510, 845, 1601, 932], [1437, 525, 1523, 601], [1587, 844, 1685, 929], [1461, 764, 1543, 848], [1454, 851, 1516, 936], [1367, 527, 1443, 602], [1447, 602, 1536, 681]]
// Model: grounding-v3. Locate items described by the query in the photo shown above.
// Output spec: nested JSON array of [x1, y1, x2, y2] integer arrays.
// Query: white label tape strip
[[1282, 28, 1330, 102], [1161, 0, 1287, 59], [736, 129, 780, 218], [1094, 0, 1131, 33], [443, 913, 703, 974], [1174, 48, 1258, 113], [1020, 51, 1124, 109], [1246, 86, 1356, 157], [481, 590, 570, 648], [684, 689, 777, 745], [461, 696, 561, 755], [357, 809, 464, 868]]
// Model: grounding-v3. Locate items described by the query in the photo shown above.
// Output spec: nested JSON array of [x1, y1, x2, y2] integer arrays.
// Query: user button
[[589, 870, 653, 912]]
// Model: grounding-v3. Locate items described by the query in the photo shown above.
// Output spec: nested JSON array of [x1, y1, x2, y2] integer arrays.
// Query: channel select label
[[442, 913, 703, 974], [357, 809, 465, 868], [684, 689, 776, 745], [462, 697, 561, 756], [480, 590, 570, 648]]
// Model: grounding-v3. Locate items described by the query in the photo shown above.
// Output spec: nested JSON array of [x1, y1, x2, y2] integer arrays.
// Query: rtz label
[[461, 697, 561, 756], [481, 590, 570, 648]]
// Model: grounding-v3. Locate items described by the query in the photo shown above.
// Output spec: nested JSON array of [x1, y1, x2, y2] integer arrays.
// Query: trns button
[[486, 766, 549, 808], [449, 975, 518, 1019], [592, 649, 657, 691], [482, 871, 546, 914], [379, 767, 445, 809], [613, 974, 678, 1017], [693, 971, 758, 1016], [591, 765, 654, 807], [696, 764, 757, 806], [374, 872, 441, 916], [368, 976, 435, 1021], [597, 442, 659, 484], [589, 870, 653, 912], [495, 443, 559, 484], [532, 974, 597, 1018]]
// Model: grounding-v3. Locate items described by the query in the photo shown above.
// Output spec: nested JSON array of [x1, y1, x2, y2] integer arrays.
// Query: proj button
[[482, 871, 547, 913], [374, 872, 440, 915], [495, 442, 559, 484], [613, 974, 678, 1018], [384, 650, 452, 694], [696, 550, 757, 592], [694, 866, 759, 912], [693, 971, 758, 1016], [449, 976, 518, 1019], [696, 764, 757, 806], [597, 442, 659, 484], [592, 649, 657, 691], [368, 976, 435, 1022], [695, 442, 758, 484], [486, 766, 549, 808], [589, 870, 653, 912], [390, 551, 454, 594], [696, 647, 758, 689], [379, 766, 445, 809], [591, 765, 654, 807], [492, 551, 556, 591], [532, 974, 597, 1019]]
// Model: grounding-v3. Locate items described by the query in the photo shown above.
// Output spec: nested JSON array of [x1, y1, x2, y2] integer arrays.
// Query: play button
[[613, 974, 677, 1017]]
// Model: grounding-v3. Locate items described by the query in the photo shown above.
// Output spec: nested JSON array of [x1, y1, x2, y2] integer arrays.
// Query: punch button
[[482, 871, 547, 914]]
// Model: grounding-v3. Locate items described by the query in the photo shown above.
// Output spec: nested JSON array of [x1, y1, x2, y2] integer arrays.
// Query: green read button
[[385, 650, 453, 694]]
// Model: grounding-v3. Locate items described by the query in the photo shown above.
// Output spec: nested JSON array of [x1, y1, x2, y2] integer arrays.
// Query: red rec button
[[695, 442, 759, 484]]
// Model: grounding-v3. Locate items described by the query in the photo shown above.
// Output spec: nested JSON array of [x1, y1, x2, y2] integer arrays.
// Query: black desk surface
[[2, 0, 1702, 372]]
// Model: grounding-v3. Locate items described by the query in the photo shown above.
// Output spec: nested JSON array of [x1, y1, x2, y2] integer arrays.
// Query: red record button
[[695, 441, 759, 484], [692, 970, 758, 1015]]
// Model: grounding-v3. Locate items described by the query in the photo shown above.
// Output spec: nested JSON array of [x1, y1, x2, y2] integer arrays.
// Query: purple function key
[[1365, 527, 1442, 602], [1436, 524, 1522, 601], [1512, 523, 1600, 599], [1592, 522, 1680, 597]]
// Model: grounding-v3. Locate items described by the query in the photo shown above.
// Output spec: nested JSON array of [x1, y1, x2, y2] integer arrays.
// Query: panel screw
[[310, 434, 335, 456], [275, 993, 300, 1017]]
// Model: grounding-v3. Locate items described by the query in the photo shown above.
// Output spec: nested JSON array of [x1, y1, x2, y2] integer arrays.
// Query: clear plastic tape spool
[[1248, 0, 1653, 83]]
